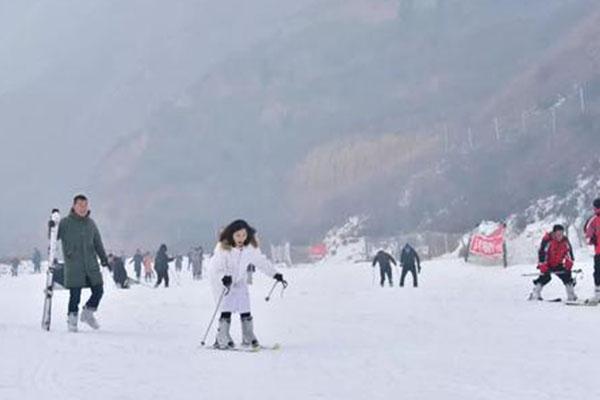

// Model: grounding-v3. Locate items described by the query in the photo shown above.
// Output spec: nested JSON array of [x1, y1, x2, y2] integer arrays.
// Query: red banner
[[469, 226, 505, 258], [309, 244, 327, 260]]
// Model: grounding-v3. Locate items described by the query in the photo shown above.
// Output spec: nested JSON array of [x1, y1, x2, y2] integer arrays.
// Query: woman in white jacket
[[210, 219, 285, 349]]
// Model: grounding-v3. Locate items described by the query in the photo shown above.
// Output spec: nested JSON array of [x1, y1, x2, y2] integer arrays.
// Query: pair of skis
[[41, 209, 61, 331], [205, 343, 282, 353], [540, 298, 599, 307]]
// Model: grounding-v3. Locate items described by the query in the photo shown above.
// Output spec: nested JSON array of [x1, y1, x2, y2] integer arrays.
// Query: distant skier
[[129, 249, 144, 280], [528, 224, 577, 301], [143, 252, 154, 282], [584, 198, 600, 303], [109, 254, 130, 289], [175, 255, 183, 273], [372, 250, 396, 287], [154, 244, 173, 288], [57, 194, 109, 332], [32, 248, 42, 273], [400, 243, 421, 288], [193, 246, 204, 280], [210, 219, 285, 349], [10, 257, 20, 277]]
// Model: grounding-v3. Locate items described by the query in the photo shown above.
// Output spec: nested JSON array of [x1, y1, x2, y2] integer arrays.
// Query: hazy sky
[[0, 0, 318, 254]]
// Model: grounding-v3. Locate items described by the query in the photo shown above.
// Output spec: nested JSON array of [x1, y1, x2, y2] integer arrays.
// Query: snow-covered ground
[[2, 252, 600, 400]]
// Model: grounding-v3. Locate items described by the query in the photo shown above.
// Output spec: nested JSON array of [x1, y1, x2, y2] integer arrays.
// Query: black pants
[[379, 265, 392, 287], [400, 266, 418, 287], [68, 282, 104, 314], [134, 265, 141, 280], [533, 266, 573, 286], [594, 255, 600, 286], [220, 312, 252, 320], [34, 263, 41, 273], [156, 269, 169, 287]]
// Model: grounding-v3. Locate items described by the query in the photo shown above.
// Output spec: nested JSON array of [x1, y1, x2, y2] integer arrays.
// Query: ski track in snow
[[1, 255, 600, 400]]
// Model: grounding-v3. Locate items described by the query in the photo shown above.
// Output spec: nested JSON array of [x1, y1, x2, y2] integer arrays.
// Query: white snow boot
[[215, 317, 234, 349], [241, 315, 259, 348], [80, 306, 100, 330], [565, 283, 577, 302], [528, 283, 543, 301], [67, 312, 78, 332]]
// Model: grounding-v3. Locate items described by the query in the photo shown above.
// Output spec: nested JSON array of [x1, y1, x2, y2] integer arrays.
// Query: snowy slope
[[1, 253, 600, 400]]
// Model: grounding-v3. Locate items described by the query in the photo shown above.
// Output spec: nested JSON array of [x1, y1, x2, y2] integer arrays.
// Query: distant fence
[[365, 232, 463, 261]]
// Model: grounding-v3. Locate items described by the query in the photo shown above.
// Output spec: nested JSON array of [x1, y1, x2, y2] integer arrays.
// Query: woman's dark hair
[[219, 220, 258, 248]]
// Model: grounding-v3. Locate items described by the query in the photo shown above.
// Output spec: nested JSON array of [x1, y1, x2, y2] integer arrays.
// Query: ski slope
[[1, 254, 600, 400]]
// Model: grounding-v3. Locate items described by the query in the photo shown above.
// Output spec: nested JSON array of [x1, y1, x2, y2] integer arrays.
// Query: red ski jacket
[[538, 233, 574, 272], [585, 211, 600, 255]]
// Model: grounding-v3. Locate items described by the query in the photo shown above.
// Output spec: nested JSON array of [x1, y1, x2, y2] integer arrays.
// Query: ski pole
[[265, 279, 288, 302], [265, 281, 279, 302], [200, 287, 228, 346], [521, 268, 583, 277]]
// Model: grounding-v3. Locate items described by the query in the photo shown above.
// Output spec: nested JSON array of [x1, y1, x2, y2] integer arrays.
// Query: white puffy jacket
[[209, 243, 277, 313]]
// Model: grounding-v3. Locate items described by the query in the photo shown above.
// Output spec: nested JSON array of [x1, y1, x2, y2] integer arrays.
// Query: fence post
[[580, 84, 586, 114], [494, 117, 500, 141]]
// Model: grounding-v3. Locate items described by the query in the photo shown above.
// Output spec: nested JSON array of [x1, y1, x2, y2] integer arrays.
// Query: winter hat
[[593, 198, 600, 210]]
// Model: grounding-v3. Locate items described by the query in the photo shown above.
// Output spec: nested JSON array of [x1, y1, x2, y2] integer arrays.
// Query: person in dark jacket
[[372, 250, 396, 287], [175, 255, 183, 273], [32, 248, 42, 273], [154, 244, 174, 288], [57, 194, 109, 332], [129, 249, 143, 280], [109, 254, 130, 289], [193, 246, 204, 280], [400, 243, 421, 288], [528, 224, 576, 301], [10, 257, 20, 277]]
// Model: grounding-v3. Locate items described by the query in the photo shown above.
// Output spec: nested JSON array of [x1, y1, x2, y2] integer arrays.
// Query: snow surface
[[2, 252, 600, 400]]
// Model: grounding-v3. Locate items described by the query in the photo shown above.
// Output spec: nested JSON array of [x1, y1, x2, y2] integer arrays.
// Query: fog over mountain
[[2, 0, 599, 255]]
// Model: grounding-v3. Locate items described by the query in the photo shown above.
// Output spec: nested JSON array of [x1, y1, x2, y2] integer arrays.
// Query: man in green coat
[[57, 194, 109, 332]]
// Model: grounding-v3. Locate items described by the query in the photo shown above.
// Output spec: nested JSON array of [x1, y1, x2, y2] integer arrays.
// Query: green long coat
[[57, 210, 108, 288]]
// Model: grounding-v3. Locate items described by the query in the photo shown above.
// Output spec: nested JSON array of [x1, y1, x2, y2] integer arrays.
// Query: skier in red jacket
[[584, 198, 600, 302], [528, 224, 577, 301]]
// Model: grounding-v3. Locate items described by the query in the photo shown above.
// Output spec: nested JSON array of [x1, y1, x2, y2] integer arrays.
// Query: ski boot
[[214, 316, 234, 349], [528, 283, 543, 301], [565, 283, 577, 302], [67, 312, 78, 332], [585, 286, 600, 305], [241, 315, 260, 349], [80, 306, 100, 330]]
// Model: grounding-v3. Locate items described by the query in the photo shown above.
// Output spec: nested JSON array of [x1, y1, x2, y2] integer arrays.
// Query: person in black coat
[[109, 254, 130, 289], [32, 248, 42, 273], [154, 244, 174, 288], [372, 250, 396, 287], [400, 243, 421, 288], [129, 249, 143, 280]]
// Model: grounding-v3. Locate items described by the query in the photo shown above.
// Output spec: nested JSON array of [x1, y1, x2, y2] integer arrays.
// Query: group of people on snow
[[39, 192, 600, 344], [372, 244, 421, 288], [54, 194, 286, 349], [1, 248, 42, 277]]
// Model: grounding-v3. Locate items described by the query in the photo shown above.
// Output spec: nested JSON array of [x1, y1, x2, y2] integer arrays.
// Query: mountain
[[91, 0, 600, 251]]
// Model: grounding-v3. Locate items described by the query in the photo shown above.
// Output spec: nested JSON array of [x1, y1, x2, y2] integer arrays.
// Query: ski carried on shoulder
[[41, 209, 61, 331]]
